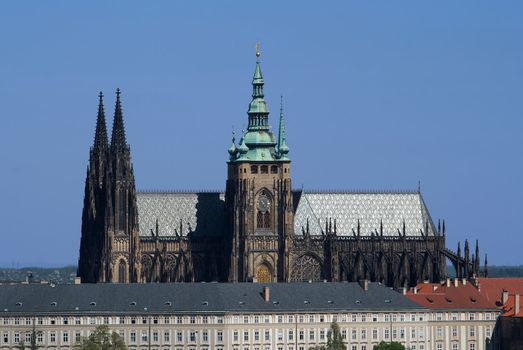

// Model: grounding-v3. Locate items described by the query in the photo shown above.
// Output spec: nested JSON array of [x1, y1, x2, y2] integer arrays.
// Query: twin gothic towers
[[78, 51, 483, 286]]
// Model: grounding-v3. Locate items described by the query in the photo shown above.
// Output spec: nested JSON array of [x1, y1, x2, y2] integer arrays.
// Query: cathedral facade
[[78, 52, 484, 287]]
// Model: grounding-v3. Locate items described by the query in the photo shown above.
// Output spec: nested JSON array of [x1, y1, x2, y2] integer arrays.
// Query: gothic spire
[[111, 88, 127, 151], [277, 95, 290, 159], [93, 92, 108, 151], [247, 44, 269, 131]]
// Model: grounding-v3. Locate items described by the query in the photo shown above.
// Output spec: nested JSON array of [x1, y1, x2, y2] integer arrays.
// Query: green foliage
[[373, 341, 406, 350], [74, 325, 127, 350], [309, 321, 346, 350]]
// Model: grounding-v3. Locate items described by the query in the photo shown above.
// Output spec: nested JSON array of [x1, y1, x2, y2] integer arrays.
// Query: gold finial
[[256, 42, 261, 58]]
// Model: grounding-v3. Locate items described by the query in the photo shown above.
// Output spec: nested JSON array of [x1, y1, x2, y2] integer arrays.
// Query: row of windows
[[1, 326, 428, 345], [235, 165, 289, 174], [0, 313, 431, 326], [432, 312, 496, 321], [434, 325, 492, 338]]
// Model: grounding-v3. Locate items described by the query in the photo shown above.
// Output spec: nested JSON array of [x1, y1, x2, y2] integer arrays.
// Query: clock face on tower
[[258, 194, 270, 213]]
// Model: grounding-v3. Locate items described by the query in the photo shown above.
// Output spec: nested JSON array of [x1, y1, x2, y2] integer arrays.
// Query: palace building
[[77, 51, 485, 286]]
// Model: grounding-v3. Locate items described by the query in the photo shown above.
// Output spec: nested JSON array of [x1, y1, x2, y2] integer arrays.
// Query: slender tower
[[225, 46, 293, 282]]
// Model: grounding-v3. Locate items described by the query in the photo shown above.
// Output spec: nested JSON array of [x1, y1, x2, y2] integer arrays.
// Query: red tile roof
[[477, 278, 523, 317], [405, 279, 494, 310]]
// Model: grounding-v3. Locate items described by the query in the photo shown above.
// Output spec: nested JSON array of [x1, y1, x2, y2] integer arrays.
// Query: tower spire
[[111, 88, 127, 151], [277, 95, 289, 159], [247, 44, 269, 131], [93, 91, 108, 151]]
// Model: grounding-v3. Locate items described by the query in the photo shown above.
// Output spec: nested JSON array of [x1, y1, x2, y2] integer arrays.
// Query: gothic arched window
[[256, 193, 271, 230], [290, 254, 322, 282], [118, 260, 127, 283]]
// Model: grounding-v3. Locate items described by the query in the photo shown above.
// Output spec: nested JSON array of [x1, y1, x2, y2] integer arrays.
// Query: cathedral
[[78, 51, 485, 287]]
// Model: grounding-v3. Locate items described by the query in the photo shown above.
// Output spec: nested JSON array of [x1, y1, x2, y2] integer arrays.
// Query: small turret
[[228, 132, 238, 161]]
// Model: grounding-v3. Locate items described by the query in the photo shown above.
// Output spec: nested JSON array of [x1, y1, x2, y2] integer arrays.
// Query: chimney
[[402, 287, 407, 295], [359, 279, 369, 291], [446, 278, 451, 287], [433, 285, 438, 292], [262, 286, 270, 302], [462, 278, 467, 286], [515, 294, 520, 316], [411, 287, 417, 295], [502, 290, 509, 305], [74, 277, 81, 285], [454, 278, 459, 288]]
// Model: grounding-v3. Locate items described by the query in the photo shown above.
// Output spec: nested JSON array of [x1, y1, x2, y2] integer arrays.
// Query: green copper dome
[[228, 50, 290, 163]]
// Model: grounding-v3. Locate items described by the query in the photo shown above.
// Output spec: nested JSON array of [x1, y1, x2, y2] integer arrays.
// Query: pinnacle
[[110, 88, 128, 151], [93, 91, 108, 151]]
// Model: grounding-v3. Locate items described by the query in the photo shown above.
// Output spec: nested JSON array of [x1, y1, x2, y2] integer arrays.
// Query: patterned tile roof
[[293, 191, 435, 237], [137, 190, 435, 237], [137, 192, 225, 237]]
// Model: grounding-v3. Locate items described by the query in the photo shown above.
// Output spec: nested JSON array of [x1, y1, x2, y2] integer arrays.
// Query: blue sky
[[0, 1, 521, 266]]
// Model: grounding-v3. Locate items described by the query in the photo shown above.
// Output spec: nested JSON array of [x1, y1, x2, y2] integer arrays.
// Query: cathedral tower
[[225, 49, 293, 282], [78, 90, 140, 283]]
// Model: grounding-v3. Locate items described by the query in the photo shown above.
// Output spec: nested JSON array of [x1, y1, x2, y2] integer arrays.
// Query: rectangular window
[[190, 316, 196, 324], [469, 344, 476, 350], [141, 330, 148, 342], [14, 332, 20, 344], [469, 313, 476, 321], [202, 330, 208, 342], [130, 331, 136, 343], [361, 314, 367, 322], [320, 330, 326, 340], [469, 326, 475, 337], [436, 326, 443, 338], [351, 329, 357, 340], [177, 316, 183, 324], [153, 331, 159, 342], [288, 330, 294, 341], [75, 332, 81, 343], [217, 331, 223, 342], [164, 331, 170, 342], [49, 332, 56, 343], [452, 344, 459, 350], [309, 329, 314, 341], [341, 329, 347, 340], [278, 330, 283, 341], [244, 331, 249, 341], [452, 326, 458, 337], [362, 329, 367, 340], [63, 331, 69, 343], [384, 328, 390, 339], [299, 330, 304, 341], [373, 328, 378, 340], [436, 344, 443, 350], [190, 331, 196, 342], [411, 327, 416, 339], [177, 331, 182, 342], [264, 330, 270, 341], [254, 330, 260, 341], [2, 332, 8, 344], [25, 332, 31, 344]]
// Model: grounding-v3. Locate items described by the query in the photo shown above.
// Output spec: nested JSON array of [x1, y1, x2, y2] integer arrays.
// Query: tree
[[309, 321, 346, 350], [75, 325, 127, 350], [373, 341, 406, 350], [16, 322, 42, 350]]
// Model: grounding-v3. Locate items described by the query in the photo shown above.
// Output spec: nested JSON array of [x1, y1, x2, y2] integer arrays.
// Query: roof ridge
[[138, 189, 223, 194], [302, 189, 419, 194]]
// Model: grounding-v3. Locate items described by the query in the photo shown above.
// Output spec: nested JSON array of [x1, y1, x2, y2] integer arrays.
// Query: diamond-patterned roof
[[293, 191, 434, 237], [137, 192, 225, 237], [137, 190, 434, 237]]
